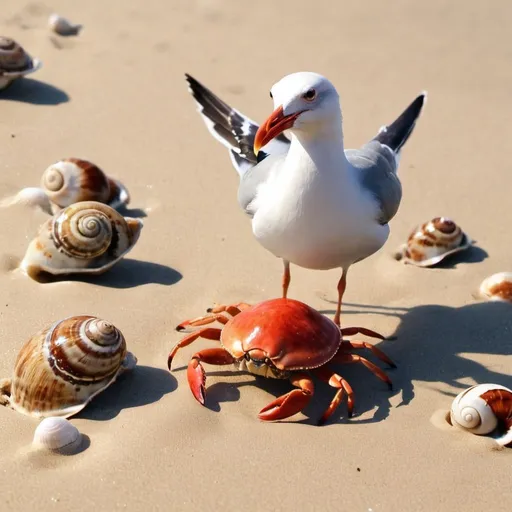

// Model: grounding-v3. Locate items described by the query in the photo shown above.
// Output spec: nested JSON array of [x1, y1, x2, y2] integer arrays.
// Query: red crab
[[168, 298, 396, 425]]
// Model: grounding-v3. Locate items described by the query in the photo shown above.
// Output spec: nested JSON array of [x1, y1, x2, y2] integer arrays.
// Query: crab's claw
[[258, 388, 313, 422], [187, 358, 207, 405]]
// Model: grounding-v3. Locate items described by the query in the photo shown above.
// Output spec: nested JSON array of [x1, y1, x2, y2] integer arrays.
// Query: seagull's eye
[[269, 91, 273, 99], [303, 88, 316, 101]]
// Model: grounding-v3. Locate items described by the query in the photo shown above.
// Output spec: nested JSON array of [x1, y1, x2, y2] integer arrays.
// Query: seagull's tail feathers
[[373, 92, 427, 155], [184, 73, 290, 176]]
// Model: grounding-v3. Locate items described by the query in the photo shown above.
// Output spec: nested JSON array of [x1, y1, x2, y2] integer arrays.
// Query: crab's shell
[[220, 298, 341, 370]]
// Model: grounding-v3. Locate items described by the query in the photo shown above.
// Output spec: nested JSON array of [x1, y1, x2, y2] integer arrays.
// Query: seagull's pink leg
[[282, 260, 291, 299]]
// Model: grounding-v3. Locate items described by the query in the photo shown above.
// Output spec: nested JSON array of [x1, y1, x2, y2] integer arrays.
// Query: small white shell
[[479, 272, 512, 303], [0, 37, 42, 90], [394, 217, 473, 267], [33, 417, 81, 451], [48, 14, 82, 36], [450, 384, 512, 447]]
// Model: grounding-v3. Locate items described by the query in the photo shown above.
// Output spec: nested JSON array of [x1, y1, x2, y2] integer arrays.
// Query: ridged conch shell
[[0, 37, 42, 91], [20, 201, 143, 280], [394, 217, 473, 267], [479, 272, 512, 303], [33, 417, 81, 451], [450, 383, 512, 447], [0, 316, 137, 418], [0, 158, 130, 215], [48, 14, 83, 36]]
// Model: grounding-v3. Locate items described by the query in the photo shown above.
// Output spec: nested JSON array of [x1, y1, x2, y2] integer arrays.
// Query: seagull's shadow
[[0, 78, 70, 105], [78, 365, 177, 421], [30, 259, 183, 288], [170, 301, 512, 425]]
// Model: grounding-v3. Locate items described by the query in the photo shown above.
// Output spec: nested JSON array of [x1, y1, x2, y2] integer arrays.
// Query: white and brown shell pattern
[[394, 217, 473, 267], [0, 158, 131, 215], [450, 384, 512, 447], [0, 316, 137, 418], [479, 272, 512, 303], [0, 37, 42, 91], [20, 201, 143, 280]]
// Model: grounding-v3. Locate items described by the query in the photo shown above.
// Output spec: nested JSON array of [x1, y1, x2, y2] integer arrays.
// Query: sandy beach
[[1, 0, 511, 510]]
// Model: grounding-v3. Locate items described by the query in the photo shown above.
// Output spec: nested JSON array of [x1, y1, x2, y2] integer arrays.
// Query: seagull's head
[[253, 72, 341, 155]]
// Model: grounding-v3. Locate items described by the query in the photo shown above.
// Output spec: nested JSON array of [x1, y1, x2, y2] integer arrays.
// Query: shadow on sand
[[170, 301, 512, 426], [1, 78, 70, 105], [78, 365, 177, 421]]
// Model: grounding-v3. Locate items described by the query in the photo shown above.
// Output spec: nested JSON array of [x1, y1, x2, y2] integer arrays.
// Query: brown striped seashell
[[479, 272, 512, 303], [20, 201, 143, 281], [0, 158, 130, 215], [0, 316, 137, 418], [0, 37, 42, 91], [394, 217, 473, 267], [450, 384, 512, 447]]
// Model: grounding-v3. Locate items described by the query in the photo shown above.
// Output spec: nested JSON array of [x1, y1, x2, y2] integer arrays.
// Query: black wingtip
[[373, 92, 427, 153]]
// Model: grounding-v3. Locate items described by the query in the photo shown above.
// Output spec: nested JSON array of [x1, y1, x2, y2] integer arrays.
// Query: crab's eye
[[269, 90, 273, 99], [303, 88, 316, 101]]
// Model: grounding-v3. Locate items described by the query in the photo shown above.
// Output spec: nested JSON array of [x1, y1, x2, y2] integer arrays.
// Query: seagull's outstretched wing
[[184, 73, 290, 177], [346, 92, 427, 225]]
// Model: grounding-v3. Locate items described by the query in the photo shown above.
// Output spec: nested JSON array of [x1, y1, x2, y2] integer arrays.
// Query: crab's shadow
[[77, 365, 177, 421], [0, 78, 69, 105], [171, 300, 512, 425]]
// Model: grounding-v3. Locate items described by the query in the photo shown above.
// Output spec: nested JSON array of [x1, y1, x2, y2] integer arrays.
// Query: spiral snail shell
[[33, 417, 81, 451], [394, 217, 473, 267], [450, 384, 512, 447], [20, 201, 143, 280], [0, 37, 42, 91], [0, 316, 137, 418], [479, 272, 512, 303], [0, 158, 130, 215]]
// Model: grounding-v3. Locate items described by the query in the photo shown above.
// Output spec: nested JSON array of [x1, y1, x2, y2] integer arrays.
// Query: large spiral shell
[[0, 37, 42, 90], [0, 316, 137, 418], [479, 272, 512, 303], [395, 217, 473, 267], [450, 384, 512, 447], [20, 201, 143, 280]]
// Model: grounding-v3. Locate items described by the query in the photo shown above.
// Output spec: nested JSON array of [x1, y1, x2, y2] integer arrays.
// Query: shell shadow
[[117, 206, 148, 218], [0, 78, 70, 105], [33, 259, 183, 288], [77, 365, 177, 421], [432, 245, 489, 269], [170, 301, 512, 426]]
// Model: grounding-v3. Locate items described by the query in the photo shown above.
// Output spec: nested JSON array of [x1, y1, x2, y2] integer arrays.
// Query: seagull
[[184, 71, 426, 335]]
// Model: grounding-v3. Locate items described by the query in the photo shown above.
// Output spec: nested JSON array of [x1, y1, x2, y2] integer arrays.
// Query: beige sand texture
[[1, 0, 511, 510]]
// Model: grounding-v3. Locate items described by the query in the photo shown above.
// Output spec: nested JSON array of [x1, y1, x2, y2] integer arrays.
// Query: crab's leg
[[258, 373, 314, 422], [339, 340, 396, 368], [340, 327, 385, 341], [187, 348, 236, 405], [333, 353, 393, 389], [168, 328, 222, 369], [313, 366, 355, 424], [176, 313, 230, 332], [207, 303, 253, 315]]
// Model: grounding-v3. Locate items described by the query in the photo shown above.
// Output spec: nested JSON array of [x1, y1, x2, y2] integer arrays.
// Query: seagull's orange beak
[[253, 106, 304, 155]]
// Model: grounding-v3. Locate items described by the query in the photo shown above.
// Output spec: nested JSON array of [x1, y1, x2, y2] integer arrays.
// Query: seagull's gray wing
[[346, 141, 402, 225], [347, 92, 427, 225], [237, 153, 286, 218]]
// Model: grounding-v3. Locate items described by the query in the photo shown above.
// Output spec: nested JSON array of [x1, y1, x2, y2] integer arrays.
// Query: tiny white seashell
[[0, 37, 42, 90], [33, 417, 81, 451], [450, 383, 512, 447], [479, 272, 512, 303], [48, 14, 82, 36], [394, 217, 473, 267]]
